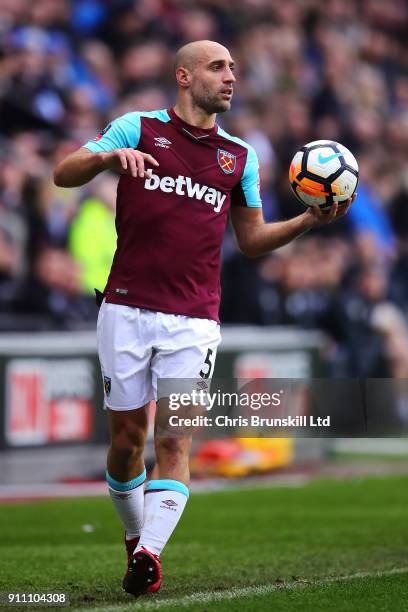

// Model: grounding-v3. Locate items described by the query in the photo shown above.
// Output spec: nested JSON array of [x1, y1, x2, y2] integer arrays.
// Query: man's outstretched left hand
[[304, 193, 356, 227]]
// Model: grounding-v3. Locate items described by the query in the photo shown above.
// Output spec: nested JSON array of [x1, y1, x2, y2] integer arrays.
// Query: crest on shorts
[[217, 149, 236, 174], [103, 376, 111, 397]]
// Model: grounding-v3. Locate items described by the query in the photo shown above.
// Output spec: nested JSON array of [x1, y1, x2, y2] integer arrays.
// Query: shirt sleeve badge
[[93, 123, 112, 142]]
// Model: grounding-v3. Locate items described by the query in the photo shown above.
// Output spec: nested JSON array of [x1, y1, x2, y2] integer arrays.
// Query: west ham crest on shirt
[[217, 149, 236, 174]]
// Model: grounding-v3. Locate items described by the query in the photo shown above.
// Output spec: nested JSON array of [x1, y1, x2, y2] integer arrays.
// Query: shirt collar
[[168, 107, 218, 139]]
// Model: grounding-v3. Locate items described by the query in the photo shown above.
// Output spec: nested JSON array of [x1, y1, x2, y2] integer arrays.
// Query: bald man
[[54, 40, 353, 597]]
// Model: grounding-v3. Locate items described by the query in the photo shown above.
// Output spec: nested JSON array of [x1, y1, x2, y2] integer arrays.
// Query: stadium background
[[0, 1, 407, 610], [0, 0, 407, 371]]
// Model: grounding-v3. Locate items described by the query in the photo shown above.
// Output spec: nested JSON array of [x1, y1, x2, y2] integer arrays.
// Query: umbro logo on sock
[[160, 499, 178, 511], [112, 492, 132, 499], [161, 499, 177, 507]]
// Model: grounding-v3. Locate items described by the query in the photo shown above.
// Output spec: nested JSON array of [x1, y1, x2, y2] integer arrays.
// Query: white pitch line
[[69, 567, 408, 611], [0, 475, 308, 503]]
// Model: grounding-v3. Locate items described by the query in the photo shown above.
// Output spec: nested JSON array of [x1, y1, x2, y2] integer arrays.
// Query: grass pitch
[[0, 476, 407, 611]]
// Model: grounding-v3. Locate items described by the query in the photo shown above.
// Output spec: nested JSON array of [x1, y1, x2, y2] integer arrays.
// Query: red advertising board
[[6, 359, 94, 446]]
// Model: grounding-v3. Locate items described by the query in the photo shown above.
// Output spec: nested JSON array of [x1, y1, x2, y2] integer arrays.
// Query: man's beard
[[191, 83, 231, 114]]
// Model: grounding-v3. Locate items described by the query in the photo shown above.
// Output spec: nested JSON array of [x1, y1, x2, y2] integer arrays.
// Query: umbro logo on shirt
[[154, 137, 172, 148], [144, 172, 227, 213]]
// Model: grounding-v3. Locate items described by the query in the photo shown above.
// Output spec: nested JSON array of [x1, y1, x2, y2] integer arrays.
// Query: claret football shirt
[[84, 108, 262, 322]]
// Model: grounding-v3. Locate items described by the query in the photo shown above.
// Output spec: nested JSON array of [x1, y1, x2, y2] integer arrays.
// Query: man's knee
[[155, 437, 191, 460], [108, 407, 148, 458], [110, 430, 144, 460]]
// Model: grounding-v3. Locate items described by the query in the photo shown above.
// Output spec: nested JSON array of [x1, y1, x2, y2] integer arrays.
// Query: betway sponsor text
[[144, 173, 227, 213]]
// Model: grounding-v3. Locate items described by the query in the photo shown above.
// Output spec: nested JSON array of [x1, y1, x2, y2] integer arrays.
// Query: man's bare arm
[[53, 147, 159, 188], [231, 196, 354, 258]]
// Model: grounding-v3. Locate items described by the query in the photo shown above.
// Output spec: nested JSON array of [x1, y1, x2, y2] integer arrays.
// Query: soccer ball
[[289, 140, 359, 209]]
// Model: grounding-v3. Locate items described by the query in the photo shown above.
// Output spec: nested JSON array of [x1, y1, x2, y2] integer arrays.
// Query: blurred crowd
[[0, 0, 407, 376]]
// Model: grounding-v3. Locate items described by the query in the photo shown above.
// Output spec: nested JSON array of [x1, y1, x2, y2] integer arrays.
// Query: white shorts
[[97, 301, 221, 410]]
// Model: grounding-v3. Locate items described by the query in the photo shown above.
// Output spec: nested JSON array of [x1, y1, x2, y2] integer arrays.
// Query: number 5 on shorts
[[200, 348, 215, 379]]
